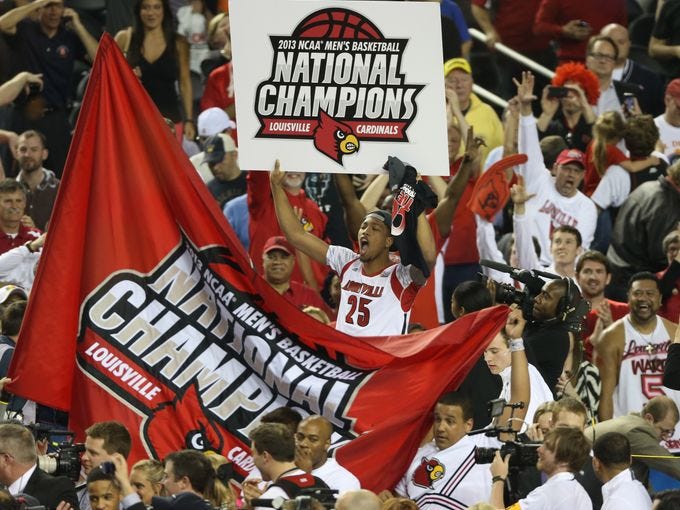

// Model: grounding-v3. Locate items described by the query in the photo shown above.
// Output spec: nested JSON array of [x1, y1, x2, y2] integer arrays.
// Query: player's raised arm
[[270, 160, 329, 265]]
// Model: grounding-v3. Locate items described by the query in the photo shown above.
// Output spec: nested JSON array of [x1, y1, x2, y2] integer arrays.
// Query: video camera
[[29, 424, 84, 482], [479, 259, 589, 332], [251, 489, 337, 510], [470, 398, 540, 470]]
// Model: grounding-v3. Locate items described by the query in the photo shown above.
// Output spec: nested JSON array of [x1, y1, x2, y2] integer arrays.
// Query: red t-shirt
[[583, 143, 627, 197], [0, 224, 41, 255], [443, 159, 479, 266], [657, 266, 680, 323], [248, 171, 328, 288], [582, 299, 629, 360], [200, 62, 235, 112], [534, 0, 627, 62], [409, 213, 447, 330], [471, 0, 551, 53], [284, 281, 330, 314]]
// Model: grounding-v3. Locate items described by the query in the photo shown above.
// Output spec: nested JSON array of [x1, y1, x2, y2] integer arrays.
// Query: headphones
[[556, 277, 591, 331]]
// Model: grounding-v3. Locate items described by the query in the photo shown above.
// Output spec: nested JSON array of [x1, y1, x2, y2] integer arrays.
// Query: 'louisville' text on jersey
[[341, 280, 384, 298]]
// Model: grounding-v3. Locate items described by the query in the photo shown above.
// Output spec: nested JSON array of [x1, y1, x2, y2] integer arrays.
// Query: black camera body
[[475, 440, 540, 469], [479, 259, 589, 332], [29, 425, 84, 482]]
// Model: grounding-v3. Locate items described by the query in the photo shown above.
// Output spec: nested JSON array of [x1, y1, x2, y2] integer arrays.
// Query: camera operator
[[490, 427, 593, 509], [522, 277, 587, 394], [0, 423, 78, 509], [244, 423, 329, 510]]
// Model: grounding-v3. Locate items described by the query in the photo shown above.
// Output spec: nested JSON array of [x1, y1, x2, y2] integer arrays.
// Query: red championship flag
[[8, 35, 508, 491]]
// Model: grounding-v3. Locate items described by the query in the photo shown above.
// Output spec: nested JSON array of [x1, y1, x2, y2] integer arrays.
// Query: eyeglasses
[[588, 52, 615, 62], [659, 427, 675, 439]]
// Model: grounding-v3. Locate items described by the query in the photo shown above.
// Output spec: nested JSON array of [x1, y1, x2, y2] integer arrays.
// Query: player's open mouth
[[359, 238, 369, 254]]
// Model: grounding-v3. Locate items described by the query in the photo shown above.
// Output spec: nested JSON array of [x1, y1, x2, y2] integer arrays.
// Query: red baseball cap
[[263, 236, 294, 255], [666, 78, 680, 100], [555, 149, 586, 168]]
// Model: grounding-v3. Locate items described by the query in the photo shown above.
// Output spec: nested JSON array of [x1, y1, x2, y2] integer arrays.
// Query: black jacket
[[23, 467, 79, 510], [608, 176, 680, 273]]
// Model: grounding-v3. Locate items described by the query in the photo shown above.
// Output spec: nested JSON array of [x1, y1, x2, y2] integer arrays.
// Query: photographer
[[0, 423, 78, 509], [523, 277, 587, 394], [490, 427, 592, 510]]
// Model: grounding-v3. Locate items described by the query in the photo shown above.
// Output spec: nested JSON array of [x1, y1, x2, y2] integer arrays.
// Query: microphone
[[249, 497, 286, 509], [479, 259, 559, 296]]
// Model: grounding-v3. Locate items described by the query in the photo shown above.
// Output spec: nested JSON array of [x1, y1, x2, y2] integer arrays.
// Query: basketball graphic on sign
[[293, 8, 383, 39]]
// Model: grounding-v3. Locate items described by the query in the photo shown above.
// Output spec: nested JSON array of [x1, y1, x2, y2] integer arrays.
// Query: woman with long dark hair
[[115, 0, 195, 140]]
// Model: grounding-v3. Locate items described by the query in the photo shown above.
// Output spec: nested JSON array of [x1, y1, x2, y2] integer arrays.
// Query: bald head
[[300, 416, 333, 438], [335, 490, 381, 510], [295, 415, 333, 469], [600, 23, 629, 64]]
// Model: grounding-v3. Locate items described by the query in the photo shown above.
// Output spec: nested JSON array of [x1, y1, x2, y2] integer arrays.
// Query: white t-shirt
[[654, 115, 680, 161], [600, 468, 652, 510], [327, 245, 420, 336], [498, 363, 554, 424], [591, 151, 667, 210], [518, 116, 598, 267], [517, 471, 592, 510], [313, 458, 360, 494], [395, 437, 491, 509], [590, 164, 630, 210], [594, 82, 623, 117], [176, 5, 210, 74]]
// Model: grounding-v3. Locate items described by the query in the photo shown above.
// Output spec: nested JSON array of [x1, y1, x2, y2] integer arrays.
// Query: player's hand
[[270, 159, 286, 188]]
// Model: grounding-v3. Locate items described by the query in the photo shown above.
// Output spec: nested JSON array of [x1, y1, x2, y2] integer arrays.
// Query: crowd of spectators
[[1, 0, 680, 509]]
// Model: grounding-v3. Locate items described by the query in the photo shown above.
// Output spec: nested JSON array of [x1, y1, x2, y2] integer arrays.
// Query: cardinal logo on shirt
[[412, 456, 445, 488]]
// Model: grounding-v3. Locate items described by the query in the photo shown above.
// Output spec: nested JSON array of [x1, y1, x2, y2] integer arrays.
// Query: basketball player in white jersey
[[595, 272, 679, 425], [270, 160, 436, 336]]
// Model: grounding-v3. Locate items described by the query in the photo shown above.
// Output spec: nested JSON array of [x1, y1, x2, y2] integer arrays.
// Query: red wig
[[552, 62, 600, 106]]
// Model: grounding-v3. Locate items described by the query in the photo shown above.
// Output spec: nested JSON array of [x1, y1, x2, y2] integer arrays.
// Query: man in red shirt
[[0, 180, 41, 255], [248, 171, 328, 289], [534, 0, 626, 64], [262, 236, 328, 312], [576, 250, 628, 360]]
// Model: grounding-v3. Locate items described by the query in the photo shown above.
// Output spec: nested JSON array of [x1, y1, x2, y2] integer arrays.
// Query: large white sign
[[229, 0, 448, 175]]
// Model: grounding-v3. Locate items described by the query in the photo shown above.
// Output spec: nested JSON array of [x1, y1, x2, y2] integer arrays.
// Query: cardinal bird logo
[[412, 456, 445, 489], [313, 110, 360, 164], [142, 384, 233, 460]]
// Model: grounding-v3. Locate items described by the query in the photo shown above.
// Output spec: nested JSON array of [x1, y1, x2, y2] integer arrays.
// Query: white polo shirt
[[600, 468, 651, 510]]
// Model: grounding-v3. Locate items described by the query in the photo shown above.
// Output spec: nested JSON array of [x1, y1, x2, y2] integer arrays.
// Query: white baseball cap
[[197, 108, 236, 137], [0, 285, 27, 305]]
